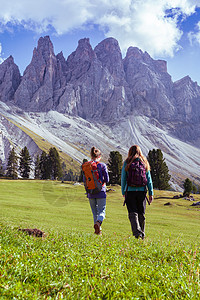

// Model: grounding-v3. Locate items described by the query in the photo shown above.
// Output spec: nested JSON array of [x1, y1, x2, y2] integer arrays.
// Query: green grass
[[0, 180, 200, 299]]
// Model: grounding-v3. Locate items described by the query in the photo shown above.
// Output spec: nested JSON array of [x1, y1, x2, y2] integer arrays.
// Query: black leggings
[[125, 191, 146, 214]]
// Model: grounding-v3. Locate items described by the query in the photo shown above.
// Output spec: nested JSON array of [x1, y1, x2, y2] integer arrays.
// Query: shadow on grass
[[155, 197, 173, 200]]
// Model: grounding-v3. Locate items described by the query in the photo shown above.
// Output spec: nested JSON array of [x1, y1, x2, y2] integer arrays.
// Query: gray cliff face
[[56, 38, 104, 118], [56, 38, 130, 120], [173, 76, 200, 123], [171, 76, 200, 145], [94, 38, 131, 120], [14, 36, 61, 111], [94, 38, 125, 84], [123, 47, 176, 120], [0, 56, 21, 102], [0, 36, 200, 145]]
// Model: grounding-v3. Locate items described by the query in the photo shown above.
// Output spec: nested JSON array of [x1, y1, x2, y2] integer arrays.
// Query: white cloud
[[188, 21, 200, 46], [0, 43, 4, 64], [0, 0, 199, 57], [97, 0, 198, 56]]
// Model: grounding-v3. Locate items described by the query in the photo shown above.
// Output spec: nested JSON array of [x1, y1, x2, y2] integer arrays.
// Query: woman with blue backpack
[[82, 147, 109, 235], [121, 145, 153, 239]]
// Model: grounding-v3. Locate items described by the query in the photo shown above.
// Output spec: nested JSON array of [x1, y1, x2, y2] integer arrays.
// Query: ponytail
[[90, 146, 101, 160]]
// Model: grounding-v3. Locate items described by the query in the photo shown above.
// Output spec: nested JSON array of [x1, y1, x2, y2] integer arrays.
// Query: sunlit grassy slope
[[4, 116, 81, 172], [0, 180, 199, 299], [0, 180, 199, 243]]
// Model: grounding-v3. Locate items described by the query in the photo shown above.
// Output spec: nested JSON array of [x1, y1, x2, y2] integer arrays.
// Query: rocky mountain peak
[[35, 36, 54, 59], [0, 55, 21, 102], [14, 35, 58, 110], [94, 37, 124, 82], [2, 55, 14, 66], [95, 37, 121, 54], [78, 37, 91, 48], [38, 35, 52, 47], [67, 38, 95, 64], [125, 47, 144, 59], [125, 46, 167, 73], [173, 75, 200, 124], [125, 47, 154, 64], [56, 51, 65, 61], [27, 36, 56, 74], [77, 38, 95, 60], [56, 51, 67, 71], [173, 75, 200, 98], [174, 75, 193, 86]]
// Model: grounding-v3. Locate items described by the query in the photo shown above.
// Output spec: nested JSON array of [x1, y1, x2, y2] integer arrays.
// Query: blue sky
[[1, 0, 200, 84]]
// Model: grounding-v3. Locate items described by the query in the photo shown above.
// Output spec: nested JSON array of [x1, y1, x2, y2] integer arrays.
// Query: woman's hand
[[149, 195, 153, 204]]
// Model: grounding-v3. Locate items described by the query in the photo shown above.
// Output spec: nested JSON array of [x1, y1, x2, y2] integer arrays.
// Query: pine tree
[[61, 161, 67, 182], [39, 151, 51, 179], [0, 166, 4, 177], [48, 147, 63, 180], [19, 146, 32, 178], [147, 149, 171, 190], [34, 154, 41, 179], [0, 160, 4, 177], [198, 185, 200, 194], [183, 178, 193, 197], [6, 148, 18, 179], [192, 184, 197, 194], [64, 169, 75, 181], [107, 151, 122, 185]]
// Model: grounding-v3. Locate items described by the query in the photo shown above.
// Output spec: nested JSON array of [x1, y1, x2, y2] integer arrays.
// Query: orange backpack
[[82, 161, 103, 194]]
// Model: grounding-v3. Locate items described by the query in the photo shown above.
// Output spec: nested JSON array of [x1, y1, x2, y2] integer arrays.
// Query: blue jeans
[[89, 198, 106, 224]]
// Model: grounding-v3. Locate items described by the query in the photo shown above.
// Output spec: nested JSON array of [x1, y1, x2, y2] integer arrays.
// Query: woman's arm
[[146, 170, 153, 196], [101, 163, 109, 184], [121, 162, 127, 196]]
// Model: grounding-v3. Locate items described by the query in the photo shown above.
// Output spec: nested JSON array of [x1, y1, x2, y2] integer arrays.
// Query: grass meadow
[[0, 180, 200, 299]]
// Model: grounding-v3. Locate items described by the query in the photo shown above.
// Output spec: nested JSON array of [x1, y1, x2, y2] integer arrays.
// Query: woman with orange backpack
[[82, 147, 109, 235], [121, 145, 153, 239]]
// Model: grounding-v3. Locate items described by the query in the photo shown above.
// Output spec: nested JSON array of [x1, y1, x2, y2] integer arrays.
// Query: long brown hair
[[125, 145, 150, 172], [90, 146, 101, 160]]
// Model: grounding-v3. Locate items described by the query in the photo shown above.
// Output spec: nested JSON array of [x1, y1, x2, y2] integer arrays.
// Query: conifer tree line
[[0, 146, 64, 180], [1, 146, 199, 192]]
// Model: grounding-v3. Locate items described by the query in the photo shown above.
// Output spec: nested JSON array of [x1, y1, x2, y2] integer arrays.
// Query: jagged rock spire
[[0, 56, 21, 102]]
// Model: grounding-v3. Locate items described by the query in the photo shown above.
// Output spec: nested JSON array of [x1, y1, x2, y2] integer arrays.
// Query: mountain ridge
[[0, 36, 200, 188], [1, 35, 199, 145]]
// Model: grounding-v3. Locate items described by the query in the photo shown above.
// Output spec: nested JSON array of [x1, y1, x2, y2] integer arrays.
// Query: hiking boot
[[135, 233, 144, 239], [94, 221, 101, 234]]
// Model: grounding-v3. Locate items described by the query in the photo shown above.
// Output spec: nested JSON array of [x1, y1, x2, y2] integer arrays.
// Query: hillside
[[1, 101, 200, 189]]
